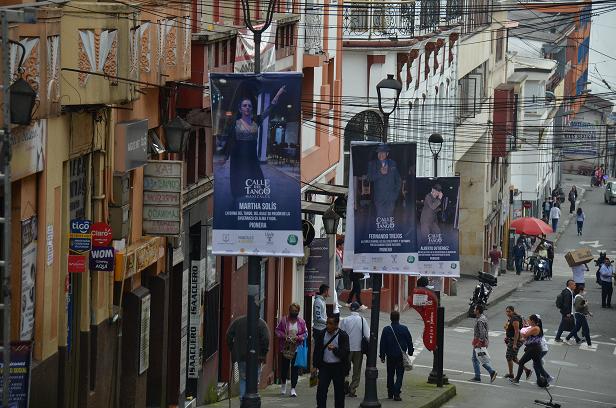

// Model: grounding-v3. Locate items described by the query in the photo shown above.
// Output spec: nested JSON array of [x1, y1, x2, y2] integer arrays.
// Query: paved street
[[414, 181, 616, 408]]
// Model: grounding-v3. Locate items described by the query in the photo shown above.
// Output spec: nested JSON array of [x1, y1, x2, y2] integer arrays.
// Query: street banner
[[416, 177, 460, 277], [234, 22, 277, 73], [210, 72, 303, 257], [304, 238, 330, 296], [408, 288, 437, 351], [20, 216, 37, 341], [346, 142, 418, 274], [0, 341, 33, 408]]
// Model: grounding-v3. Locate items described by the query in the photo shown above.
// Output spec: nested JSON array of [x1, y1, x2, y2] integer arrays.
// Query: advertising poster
[[210, 72, 303, 257], [347, 142, 418, 274], [20, 217, 37, 341], [0, 341, 33, 408], [304, 238, 330, 296], [416, 177, 460, 277]]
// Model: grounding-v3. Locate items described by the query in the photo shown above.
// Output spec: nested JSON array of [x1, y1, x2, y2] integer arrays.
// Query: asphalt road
[[405, 184, 616, 408]]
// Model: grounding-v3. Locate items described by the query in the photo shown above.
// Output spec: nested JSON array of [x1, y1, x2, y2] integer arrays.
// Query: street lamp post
[[323, 207, 341, 316], [426, 133, 448, 386], [361, 74, 401, 408]]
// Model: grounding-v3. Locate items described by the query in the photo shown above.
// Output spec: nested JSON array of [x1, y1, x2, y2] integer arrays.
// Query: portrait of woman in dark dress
[[221, 85, 286, 200]]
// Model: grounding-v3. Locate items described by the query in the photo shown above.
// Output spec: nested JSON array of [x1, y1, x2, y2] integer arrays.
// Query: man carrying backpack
[[554, 279, 576, 342]]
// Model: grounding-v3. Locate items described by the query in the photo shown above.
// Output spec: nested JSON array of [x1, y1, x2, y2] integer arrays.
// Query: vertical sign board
[[20, 217, 37, 341], [179, 268, 189, 393], [187, 261, 203, 379], [0, 341, 33, 408], [210, 72, 303, 257], [139, 293, 151, 375], [69, 157, 86, 220], [415, 177, 461, 277], [303, 238, 330, 296], [143, 160, 183, 236], [344, 142, 419, 274]]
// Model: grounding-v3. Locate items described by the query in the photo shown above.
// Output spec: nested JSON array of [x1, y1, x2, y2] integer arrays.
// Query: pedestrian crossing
[[447, 326, 616, 355]]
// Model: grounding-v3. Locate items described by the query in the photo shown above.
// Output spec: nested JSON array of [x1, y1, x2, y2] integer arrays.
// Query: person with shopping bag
[[469, 304, 498, 383], [379, 310, 414, 401], [275, 303, 307, 397]]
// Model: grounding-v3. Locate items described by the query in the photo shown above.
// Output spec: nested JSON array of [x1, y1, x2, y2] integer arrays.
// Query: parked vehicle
[[604, 181, 616, 204], [533, 257, 550, 280], [468, 272, 495, 317]]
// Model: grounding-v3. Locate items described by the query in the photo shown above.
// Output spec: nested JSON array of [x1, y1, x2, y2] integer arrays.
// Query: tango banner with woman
[[210, 72, 303, 257]]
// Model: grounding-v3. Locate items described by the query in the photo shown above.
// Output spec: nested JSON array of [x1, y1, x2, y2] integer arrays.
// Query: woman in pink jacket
[[275, 303, 307, 397]]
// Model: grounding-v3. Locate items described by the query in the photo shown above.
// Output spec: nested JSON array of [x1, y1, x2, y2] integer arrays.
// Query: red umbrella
[[510, 217, 553, 236]]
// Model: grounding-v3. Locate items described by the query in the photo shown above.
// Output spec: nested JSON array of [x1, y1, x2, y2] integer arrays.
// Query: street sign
[[89, 246, 115, 271], [69, 219, 91, 253], [68, 254, 86, 273], [91, 222, 112, 247], [408, 287, 437, 351]]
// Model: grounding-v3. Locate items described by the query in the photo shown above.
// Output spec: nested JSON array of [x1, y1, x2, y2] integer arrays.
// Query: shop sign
[[20, 216, 37, 341], [91, 222, 113, 247], [0, 341, 33, 408], [69, 219, 92, 253], [142, 220, 181, 235], [68, 254, 86, 273], [136, 238, 160, 272], [188, 260, 204, 379], [143, 205, 181, 221], [143, 160, 182, 236], [89, 246, 115, 271], [114, 119, 148, 172], [10, 119, 45, 181], [408, 287, 438, 351], [143, 191, 181, 206], [139, 294, 151, 374]]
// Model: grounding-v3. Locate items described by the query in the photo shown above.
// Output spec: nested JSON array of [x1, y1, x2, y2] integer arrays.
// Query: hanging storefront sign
[[89, 246, 115, 271], [11, 119, 45, 181], [114, 119, 148, 172], [20, 216, 37, 341], [0, 341, 33, 408], [68, 255, 87, 273], [187, 260, 204, 379], [91, 222, 113, 247], [69, 219, 92, 253], [143, 160, 182, 236], [416, 177, 461, 277], [234, 22, 277, 73], [304, 238, 330, 296], [210, 72, 303, 257], [344, 142, 418, 274]]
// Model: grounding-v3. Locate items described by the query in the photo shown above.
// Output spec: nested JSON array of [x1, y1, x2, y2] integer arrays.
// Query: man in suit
[[367, 144, 401, 219], [554, 279, 576, 342], [312, 316, 350, 408], [419, 184, 443, 243]]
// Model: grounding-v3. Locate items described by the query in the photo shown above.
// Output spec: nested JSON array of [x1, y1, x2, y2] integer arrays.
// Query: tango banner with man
[[210, 72, 303, 257], [416, 177, 460, 277], [345, 142, 418, 274]]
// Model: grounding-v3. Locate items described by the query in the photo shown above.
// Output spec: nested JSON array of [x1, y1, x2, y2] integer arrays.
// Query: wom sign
[[89, 246, 115, 272]]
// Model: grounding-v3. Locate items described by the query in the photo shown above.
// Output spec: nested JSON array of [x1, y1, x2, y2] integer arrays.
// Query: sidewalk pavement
[[550, 174, 588, 243]]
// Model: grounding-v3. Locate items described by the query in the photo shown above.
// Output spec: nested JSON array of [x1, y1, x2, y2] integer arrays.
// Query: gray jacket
[[313, 295, 327, 331]]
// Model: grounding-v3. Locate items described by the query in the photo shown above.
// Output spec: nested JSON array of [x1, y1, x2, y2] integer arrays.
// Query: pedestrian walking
[[566, 287, 593, 346], [511, 314, 546, 386], [513, 241, 526, 275], [275, 303, 308, 397], [598, 257, 614, 308], [571, 263, 589, 291], [489, 245, 502, 277], [542, 198, 552, 220], [339, 302, 369, 398], [568, 186, 577, 214], [313, 284, 329, 338], [537, 335, 554, 385], [554, 279, 576, 342], [379, 311, 414, 401], [226, 316, 270, 400], [345, 272, 366, 309], [313, 316, 350, 408], [546, 243, 554, 279], [576, 207, 585, 236], [549, 203, 561, 232], [503, 306, 531, 379], [469, 304, 498, 383]]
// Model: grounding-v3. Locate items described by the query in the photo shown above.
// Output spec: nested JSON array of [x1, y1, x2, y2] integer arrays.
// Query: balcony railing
[[305, 5, 323, 54], [342, 1, 415, 40]]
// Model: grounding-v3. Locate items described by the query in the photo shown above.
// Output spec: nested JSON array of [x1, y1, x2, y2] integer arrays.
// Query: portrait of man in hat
[[419, 183, 443, 242], [367, 144, 401, 220]]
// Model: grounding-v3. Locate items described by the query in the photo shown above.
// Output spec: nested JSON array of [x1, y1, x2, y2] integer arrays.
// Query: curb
[[418, 385, 457, 408]]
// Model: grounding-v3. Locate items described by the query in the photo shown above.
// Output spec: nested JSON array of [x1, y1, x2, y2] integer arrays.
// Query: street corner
[[402, 373, 457, 408]]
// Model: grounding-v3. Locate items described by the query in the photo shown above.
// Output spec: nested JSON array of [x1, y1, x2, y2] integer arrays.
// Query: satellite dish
[[302, 220, 315, 247]]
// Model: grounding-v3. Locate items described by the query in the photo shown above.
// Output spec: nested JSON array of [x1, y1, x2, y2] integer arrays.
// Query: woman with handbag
[[379, 311, 414, 401], [275, 303, 307, 397], [511, 314, 546, 385]]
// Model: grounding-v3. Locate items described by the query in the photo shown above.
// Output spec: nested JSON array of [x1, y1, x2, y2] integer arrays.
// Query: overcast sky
[[589, 8, 616, 111]]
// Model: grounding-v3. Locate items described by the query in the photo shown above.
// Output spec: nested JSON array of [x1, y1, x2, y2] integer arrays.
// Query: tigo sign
[[69, 219, 92, 254]]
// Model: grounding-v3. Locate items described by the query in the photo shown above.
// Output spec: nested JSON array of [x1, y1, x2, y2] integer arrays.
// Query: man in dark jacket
[[419, 184, 443, 243], [513, 241, 526, 275], [226, 315, 270, 400], [312, 316, 350, 408], [554, 279, 576, 342], [379, 311, 414, 401]]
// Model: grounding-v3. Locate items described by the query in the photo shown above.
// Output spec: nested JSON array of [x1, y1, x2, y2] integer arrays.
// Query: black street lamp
[[428, 133, 443, 177], [361, 74, 401, 408], [9, 77, 37, 125], [322, 207, 340, 235], [164, 116, 191, 153]]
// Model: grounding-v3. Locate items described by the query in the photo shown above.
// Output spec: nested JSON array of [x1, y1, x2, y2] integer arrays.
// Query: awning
[[304, 182, 348, 197], [301, 200, 331, 215]]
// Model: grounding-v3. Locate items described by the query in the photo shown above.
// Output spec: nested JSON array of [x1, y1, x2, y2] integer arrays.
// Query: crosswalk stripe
[[579, 344, 597, 351]]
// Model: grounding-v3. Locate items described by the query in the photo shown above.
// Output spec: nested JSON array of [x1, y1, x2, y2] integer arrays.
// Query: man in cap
[[419, 183, 443, 243], [367, 144, 401, 220], [339, 302, 370, 397]]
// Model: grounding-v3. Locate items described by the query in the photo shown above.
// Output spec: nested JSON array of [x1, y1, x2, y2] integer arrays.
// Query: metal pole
[[436, 306, 445, 387], [361, 113, 389, 408], [433, 153, 438, 178], [1, 11, 13, 407]]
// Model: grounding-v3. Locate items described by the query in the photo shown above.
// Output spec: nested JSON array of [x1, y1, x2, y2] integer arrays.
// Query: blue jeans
[[514, 257, 523, 274], [472, 348, 495, 380], [551, 218, 559, 232], [577, 221, 584, 234], [567, 313, 591, 345], [238, 361, 262, 400]]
